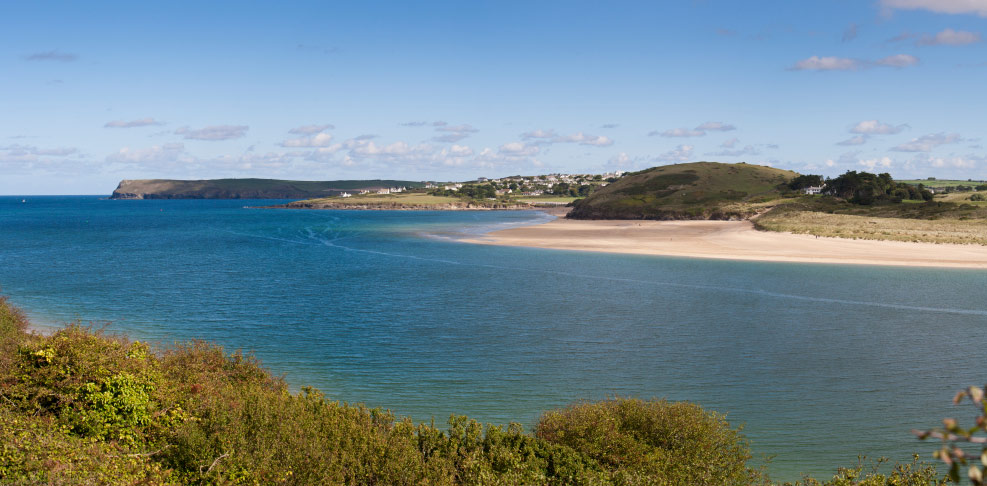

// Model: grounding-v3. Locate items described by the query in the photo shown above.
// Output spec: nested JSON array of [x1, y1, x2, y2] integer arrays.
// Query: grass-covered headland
[[0, 295, 968, 485]]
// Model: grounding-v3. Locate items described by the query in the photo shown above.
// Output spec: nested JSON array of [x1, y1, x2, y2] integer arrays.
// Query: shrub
[[535, 398, 767, 485]]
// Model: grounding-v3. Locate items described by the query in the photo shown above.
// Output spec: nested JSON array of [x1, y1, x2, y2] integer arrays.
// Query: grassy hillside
[[110, 178, 425, 199], [754, 195, 987, 245], [568, 162, 797, 220]]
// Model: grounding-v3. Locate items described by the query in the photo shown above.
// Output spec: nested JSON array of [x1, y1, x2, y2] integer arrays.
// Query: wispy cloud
[[842, 23, 859, 42], [837, 135, 869, 146], [881, 0, 987, 17], [24, 50, 77, 62], [653, 128, 706, 137], [791, 54, 919, 70], [850, 120, 908, 135], [655, 144, 694, 162], [790, 56, 860, 71], [431, 123, 478, 143], [175, 125, 249, 141], [707, 145, 760, 157], [651, 121, 735, 138], [281, 132, 334, 148], [876, 54, 920, 67], [917, 28, 981, 45], [519, 129, 613, 147], [104, 118, 164, 128], [289, 124, 334, 135], [891, 132, 963, 152]]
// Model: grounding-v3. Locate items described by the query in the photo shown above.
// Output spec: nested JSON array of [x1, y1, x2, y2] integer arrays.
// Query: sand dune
[[462, 218, 987, 269]]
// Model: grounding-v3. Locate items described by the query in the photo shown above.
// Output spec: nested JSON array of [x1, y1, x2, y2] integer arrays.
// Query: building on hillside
[[340, 192, 352, 198], [804, 186, 824, 195]]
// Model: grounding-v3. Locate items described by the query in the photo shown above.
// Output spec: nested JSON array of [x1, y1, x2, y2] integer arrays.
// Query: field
[[899, 179, 986, 188]]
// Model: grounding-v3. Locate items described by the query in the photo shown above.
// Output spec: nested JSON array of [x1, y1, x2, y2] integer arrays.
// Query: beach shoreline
[[462, 217, 987, 269]]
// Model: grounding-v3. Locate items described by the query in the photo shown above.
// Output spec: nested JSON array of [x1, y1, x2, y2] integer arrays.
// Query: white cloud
[[106, 142, 190, 165], [432, 123, 478, 143], [175, 125, 248, 141], [498, 142, 540, 156], [707, 145, 759, 157], [554, 132, 614, 146], [448, 145, 474, 157], [656, 144, 694, 162], [791, 56, 860, 71], [720, 138, 739, 148], [850, 120, 907, 135], [695, 121, 736, 132], [892, 132, 963, 152], [791, 54, 919, 70], [859, 156, 894, 171], [520, 129, 613, 146], [520, 129, 558, 140], [918, 28, 981, 45], [289, 124, 334, 135], [881, 0, 987, 17], [104, 118, 163, 128], [657, 128, 706, 138], [837, 135, 869, 146], [875, 54, 920, 67], [432, 133, 471, 143], [281, 132, 334, 148], [436, 124, 478, 133]]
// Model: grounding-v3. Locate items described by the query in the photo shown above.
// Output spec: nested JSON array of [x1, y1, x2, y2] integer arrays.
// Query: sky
[[2, 0, 986, 194]]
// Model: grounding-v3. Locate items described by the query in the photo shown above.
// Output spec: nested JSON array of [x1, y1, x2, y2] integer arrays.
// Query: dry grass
[[755, 210, 987, 245]]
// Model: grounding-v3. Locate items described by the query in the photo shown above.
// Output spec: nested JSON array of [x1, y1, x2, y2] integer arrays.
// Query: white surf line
[[227, 224, 987, 318], [321, 237, 987, 318]]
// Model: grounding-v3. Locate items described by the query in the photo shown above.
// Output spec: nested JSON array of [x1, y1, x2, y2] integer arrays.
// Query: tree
[[789, 174, 824, 190]]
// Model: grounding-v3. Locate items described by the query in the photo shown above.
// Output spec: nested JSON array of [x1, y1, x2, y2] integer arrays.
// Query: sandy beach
[[462, 218, 987, 269]]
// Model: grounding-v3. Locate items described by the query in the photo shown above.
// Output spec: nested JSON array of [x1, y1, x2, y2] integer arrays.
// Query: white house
[[339, 192, 352, 198], [804, 186, 824, 195]]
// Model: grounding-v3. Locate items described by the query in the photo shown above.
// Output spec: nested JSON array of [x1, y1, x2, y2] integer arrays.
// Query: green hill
[[568, 162, 798, 220], [110, 178, 425, 199]]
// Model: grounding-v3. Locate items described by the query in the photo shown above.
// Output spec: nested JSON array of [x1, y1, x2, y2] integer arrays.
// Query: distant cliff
[[109, 178, 424, 199]]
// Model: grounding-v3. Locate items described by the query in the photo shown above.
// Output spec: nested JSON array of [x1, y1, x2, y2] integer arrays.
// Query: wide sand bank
[[461, 219, 987, 269]]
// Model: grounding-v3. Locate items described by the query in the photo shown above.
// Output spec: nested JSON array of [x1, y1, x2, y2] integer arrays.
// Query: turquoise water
[[2, 196, 986, 481]]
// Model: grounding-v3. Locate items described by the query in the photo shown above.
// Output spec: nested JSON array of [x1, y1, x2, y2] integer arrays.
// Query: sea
[[1, 195, 985, 482]]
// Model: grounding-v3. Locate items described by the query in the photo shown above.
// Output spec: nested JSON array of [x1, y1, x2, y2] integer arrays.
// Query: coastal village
[[337, 170, 628, 199]]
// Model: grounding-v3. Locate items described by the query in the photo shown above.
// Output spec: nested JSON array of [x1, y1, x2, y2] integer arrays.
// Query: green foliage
[[788, 174, 824, 190], [824, 171, 932, 204], [782, 456, 947, 485], [535, 398, 767, 485], [915, 385, 987, 485], [970, 193, 986, 202]]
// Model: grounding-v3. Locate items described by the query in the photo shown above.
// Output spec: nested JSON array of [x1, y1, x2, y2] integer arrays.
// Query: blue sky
[[2, 0, 986, 194]]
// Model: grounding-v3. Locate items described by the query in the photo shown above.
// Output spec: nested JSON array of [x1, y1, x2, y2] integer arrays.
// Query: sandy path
[[461, 219, 987, 269]]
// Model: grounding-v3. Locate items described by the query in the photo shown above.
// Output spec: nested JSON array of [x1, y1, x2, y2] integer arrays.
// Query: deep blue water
[[2, 195, 986, 481]]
